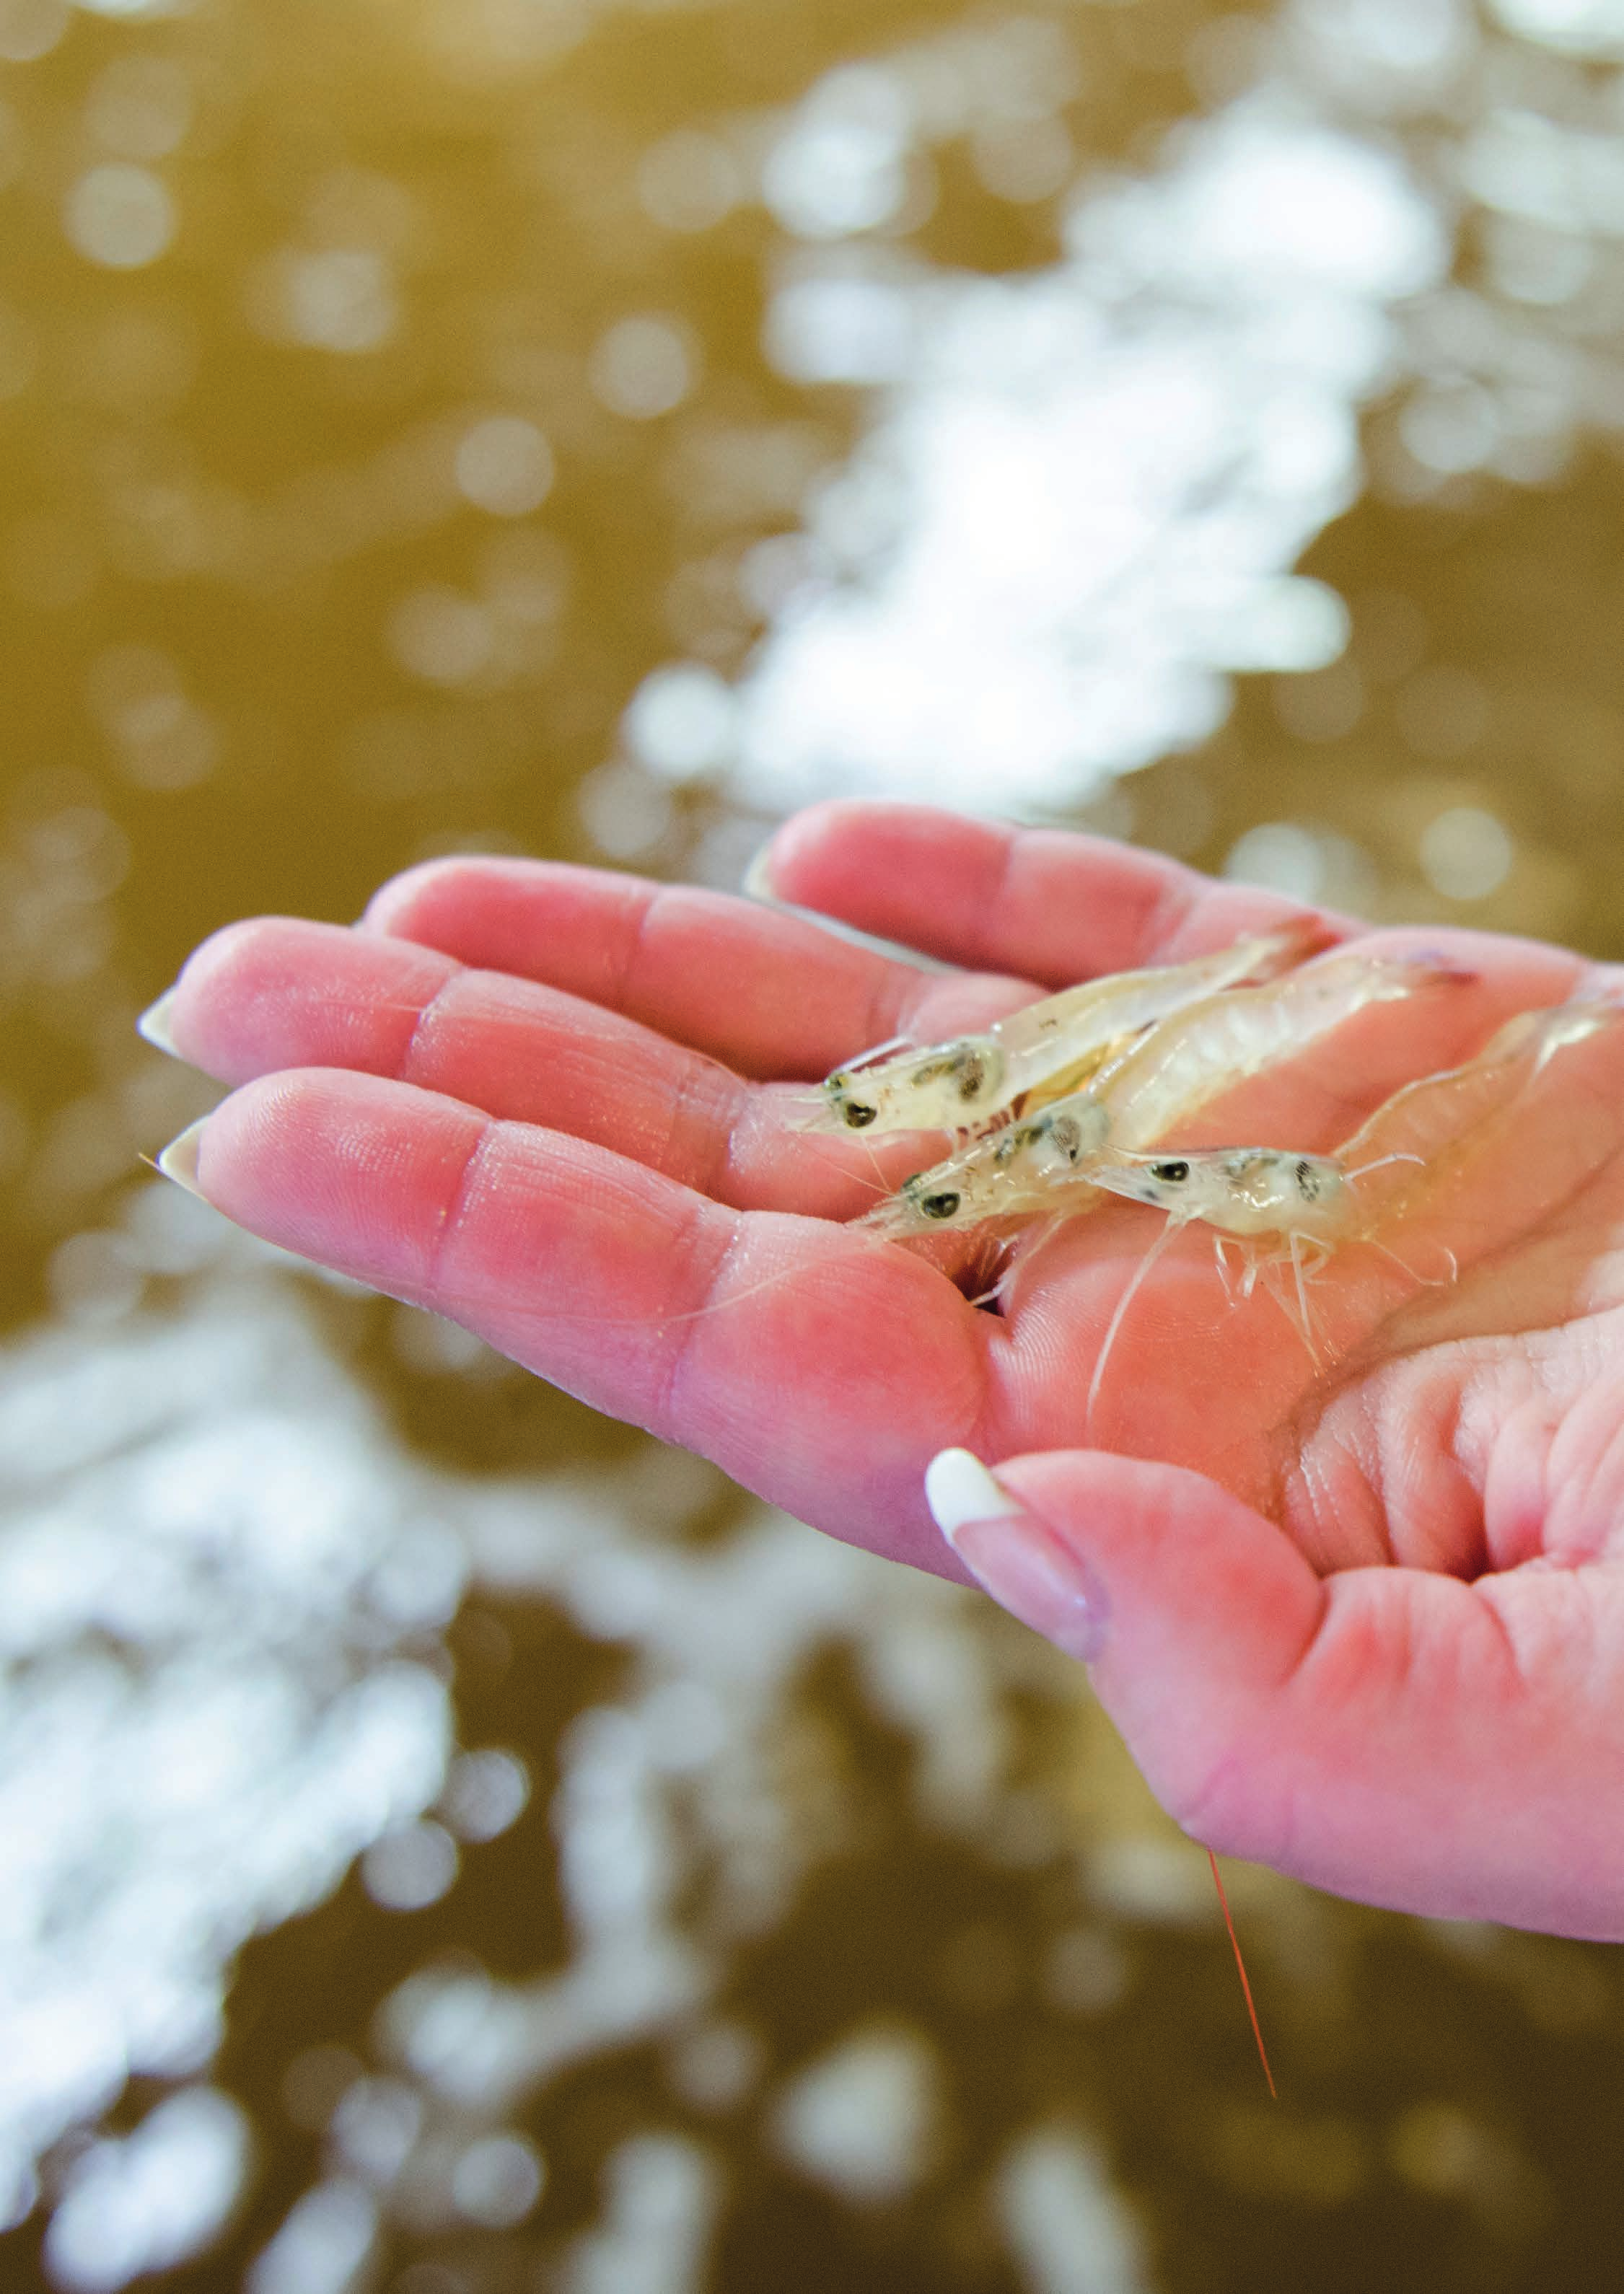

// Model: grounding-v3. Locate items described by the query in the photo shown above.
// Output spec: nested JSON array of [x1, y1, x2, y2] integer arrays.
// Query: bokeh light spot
[[0, 0, 67, 62], [361, 1820, 460, 1912], [440, 1748, 529, 1842], [1418, 804, 1514, 900], [84, 55, 193, 161], [389, 589, 497, 686], [451, 2134, 544, 2227], [589, 316, 695, 419], [638, 130, 742, 233], [623, 662, 738, 780], [271, 249, 398, 355], [64, 164, 176, 271], [455, 416, 554, 517]]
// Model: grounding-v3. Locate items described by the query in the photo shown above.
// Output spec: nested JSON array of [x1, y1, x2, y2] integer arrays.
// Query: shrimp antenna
[[964, 1231, 1019, 1312], [784, 1134, 895, 1200], [857, 1128, 899, 1200], [1208, 1850, 1277, 2099], [1086, 1216, 1180, 1436], [965, 1213, 1063, 1313], [842, 1034, 915, 1071], [1365, 1234, 1459, 1288]]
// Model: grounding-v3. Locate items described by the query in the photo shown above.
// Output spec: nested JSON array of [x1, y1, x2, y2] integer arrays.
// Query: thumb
[[923, 1445, 1324, 1865]]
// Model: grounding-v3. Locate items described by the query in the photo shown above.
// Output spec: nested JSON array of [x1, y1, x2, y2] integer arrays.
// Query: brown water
[[4, 0, 1624, 2286]]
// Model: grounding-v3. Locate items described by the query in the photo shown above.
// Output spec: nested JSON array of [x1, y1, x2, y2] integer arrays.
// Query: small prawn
[[1082, 1146, 1367, 1423], [1081, 998, 1621, 1425], [807, 923, 1324, 1137], [862, 948, 1466, 1238]]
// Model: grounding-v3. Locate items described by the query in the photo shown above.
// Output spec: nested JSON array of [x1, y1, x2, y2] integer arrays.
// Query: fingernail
[[136, 987, 181, 1056], [741, 840, 779, 901], [925, 1446, 1108, 1663], [157, 1117, 209, 1198]]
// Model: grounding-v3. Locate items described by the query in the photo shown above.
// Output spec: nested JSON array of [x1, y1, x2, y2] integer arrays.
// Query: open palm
[[149, 801, 1624, 1940]]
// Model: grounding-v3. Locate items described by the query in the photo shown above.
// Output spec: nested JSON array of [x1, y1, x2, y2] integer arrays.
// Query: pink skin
[[147, 800, 1624, 1939]]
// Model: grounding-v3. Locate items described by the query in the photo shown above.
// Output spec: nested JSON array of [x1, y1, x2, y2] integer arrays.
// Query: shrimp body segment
[[811, 924, 1320, 1136], [1095, 950, 1464, 1156], [862, 949, 1457, 1236]]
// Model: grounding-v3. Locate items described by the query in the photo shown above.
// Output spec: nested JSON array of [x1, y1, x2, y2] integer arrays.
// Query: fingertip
[[761, 800, 923, 902], [357, 857, 458, 933]]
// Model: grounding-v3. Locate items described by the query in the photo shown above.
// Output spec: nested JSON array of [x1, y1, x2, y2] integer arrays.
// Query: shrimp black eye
[[956, 1050, 988, 1102], [920, 1190, 962, 1221], [1295, 1156, 1317, 1196], [1150, 1160, 1190, 1183], [843, 1102, 877, 1129]]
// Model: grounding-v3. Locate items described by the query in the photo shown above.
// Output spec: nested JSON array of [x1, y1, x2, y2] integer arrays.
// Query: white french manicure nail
[[156, 1117, 209, 1198], [924, 1446, 1024, 1541], [925, 1446, 1108, 1663], [136, 987, 182, 1056], [741, 843, 779, 901]]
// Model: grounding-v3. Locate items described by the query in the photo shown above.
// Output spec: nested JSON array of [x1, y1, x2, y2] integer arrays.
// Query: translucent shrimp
[[1080, 1143, 1431, 1425], [805, 923, 1322, 1136], [863, 947, 1463, 1237], [1081, 998, 1620, 1423]]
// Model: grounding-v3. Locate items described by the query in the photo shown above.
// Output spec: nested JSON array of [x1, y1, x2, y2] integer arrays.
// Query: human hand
[[142, 801, 1624, 1938]]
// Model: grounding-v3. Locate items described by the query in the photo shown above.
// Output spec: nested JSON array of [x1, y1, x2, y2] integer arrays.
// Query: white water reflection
[[727, 49, 1441, 813], [44, 2088, 250, 2293], [0, 1287, 455, 2264], [558, 2133, 721, 2294], [997, 2128, 1153, 2294], [659, 0, 1624, 822], [772, 2022, 942, 2204], [0, 1255, 1161, 2282]]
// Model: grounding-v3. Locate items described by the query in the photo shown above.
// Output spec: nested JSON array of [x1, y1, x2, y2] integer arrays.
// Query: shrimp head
[[1092, 1148, 1350, 1240], [825, 1037, 1009, 1132]]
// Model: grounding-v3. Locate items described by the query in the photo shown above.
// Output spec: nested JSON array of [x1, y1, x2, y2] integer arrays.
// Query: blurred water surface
[[6, 0, 1624, 2285]]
